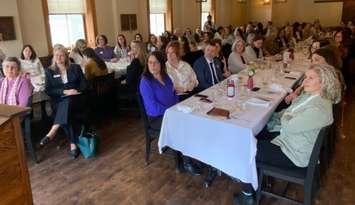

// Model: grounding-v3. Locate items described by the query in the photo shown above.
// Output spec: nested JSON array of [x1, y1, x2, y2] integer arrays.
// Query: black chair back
[[256, 124, 333, 205], [136, 92, 151, 132], [22, 94, 38, 163], [88, 73, 116, 115], [306, 124, 331, 180], [136, 92, 161, 165], [89, 73, 115, 97]]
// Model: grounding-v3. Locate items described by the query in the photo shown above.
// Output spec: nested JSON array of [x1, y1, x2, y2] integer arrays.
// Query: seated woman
[[182, 41, 204, 67], [214, 39, 231, 78], [244, 35, 264, 62], [113, 34, 130, 60], [120, 40, 146, 93], [69, 39, 87, 67], [94, 34, 118, 62], [285, 47, 342, 104], [147, 34, 158, 53], [135, 33, 144, 42], [82, 47, 108, 80], [0, 57, 32, 107], [140, 51, 201, 175], [275, 28, 289, 50], [140, 51, 178, 129], [228, 39, 247, 74], [165, 41, 198, 99], [20, 44, 45, 93], [40, 44, 87, 159], [234, 63, 341, 205]]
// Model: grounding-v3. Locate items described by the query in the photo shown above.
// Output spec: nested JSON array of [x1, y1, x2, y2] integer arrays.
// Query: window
[[201, 0, 212, 30], [149, 0, 167, 36], [47, 0, 86, 47]]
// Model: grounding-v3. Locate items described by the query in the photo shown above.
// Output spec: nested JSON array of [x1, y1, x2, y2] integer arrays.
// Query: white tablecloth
[[106, 60, 130, 79], [158, 61, 308, 190]]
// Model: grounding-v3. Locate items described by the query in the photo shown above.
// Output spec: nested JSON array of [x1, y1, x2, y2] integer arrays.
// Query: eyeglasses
[[148, 61, 160, 65]]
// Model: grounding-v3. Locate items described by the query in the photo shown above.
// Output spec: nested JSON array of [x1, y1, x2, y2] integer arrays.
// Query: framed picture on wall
[[120, 14, 137, 31], [0, 16, 16, 41]]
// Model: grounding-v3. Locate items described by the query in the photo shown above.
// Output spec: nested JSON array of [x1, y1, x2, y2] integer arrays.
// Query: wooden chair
[[21, 95, 39, 163], [87, 73, 116, 117], [136, 92, 160, 165], [256, 125, 332, 205]]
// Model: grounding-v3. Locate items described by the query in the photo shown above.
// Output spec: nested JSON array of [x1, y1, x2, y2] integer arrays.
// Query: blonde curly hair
[[309, 64, 342, 104]]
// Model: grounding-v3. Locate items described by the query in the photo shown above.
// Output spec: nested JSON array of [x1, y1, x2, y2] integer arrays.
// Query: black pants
[[52, 94, 88, 144], [241, 129, 297, 194], [148, 116, 163, 131]]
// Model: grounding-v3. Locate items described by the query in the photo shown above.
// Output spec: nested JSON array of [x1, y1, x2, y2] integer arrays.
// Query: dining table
[[158, 56, 311, 190], [105, 58, 130, 79]]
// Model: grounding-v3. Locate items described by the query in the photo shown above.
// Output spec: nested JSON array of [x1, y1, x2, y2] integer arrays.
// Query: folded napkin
[[177, 104, 193, 113], [246, 98, 271, 108], [269, 83, 292, 94]]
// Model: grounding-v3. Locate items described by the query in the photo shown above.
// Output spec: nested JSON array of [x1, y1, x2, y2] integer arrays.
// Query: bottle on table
[[227, 79, 235, 98]]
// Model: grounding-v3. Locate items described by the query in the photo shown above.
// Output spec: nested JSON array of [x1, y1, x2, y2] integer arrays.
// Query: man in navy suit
[[193, 41, 224, 92]]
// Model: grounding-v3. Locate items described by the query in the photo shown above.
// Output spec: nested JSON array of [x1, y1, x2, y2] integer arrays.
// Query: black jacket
[[45, 64, 87, 100]]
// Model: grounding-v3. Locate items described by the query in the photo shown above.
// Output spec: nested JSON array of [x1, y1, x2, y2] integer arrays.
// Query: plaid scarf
[[0, 75, 22, 105]]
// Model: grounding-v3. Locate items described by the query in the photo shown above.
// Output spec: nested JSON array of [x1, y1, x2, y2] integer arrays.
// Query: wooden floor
[[28, 92, 355, 205]]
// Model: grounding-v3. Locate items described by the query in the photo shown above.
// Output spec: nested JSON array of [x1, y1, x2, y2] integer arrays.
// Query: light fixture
[[236, 0, 246, 3], [263, 0, 270, 5]]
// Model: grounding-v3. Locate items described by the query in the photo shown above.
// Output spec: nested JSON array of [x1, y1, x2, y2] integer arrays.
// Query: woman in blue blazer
[[40, 44, 87, 159]]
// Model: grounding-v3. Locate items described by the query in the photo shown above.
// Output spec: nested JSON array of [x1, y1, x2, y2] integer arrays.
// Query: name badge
[[100, 51, 104, 54], [53, 74, 60, 78]]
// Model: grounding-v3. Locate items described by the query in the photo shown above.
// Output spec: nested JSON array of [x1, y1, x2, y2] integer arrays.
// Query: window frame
[[200, 0, 216, 30], [42, 0, 97, 53], [147, 0, 172, 36], [149, 13, 166, 36], [48, 13, 87, 48]]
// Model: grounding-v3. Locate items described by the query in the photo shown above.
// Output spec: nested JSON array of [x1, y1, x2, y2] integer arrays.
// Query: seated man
[[193, 41, 224, 92]]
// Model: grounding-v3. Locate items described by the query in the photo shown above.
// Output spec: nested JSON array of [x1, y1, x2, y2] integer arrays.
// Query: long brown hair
[[131, 40, 147, 66], [142, 51, 167, 79]]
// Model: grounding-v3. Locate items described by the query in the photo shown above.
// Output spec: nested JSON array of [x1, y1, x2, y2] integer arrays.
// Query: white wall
[[0, 0, 344, 57], [173, 0, 200, 31], [216, 0, 248, 27], [17, 0, 48, 56], [247, 0, 272, 24], [272, 0, 343, 27], [0, 0, 23, 57]]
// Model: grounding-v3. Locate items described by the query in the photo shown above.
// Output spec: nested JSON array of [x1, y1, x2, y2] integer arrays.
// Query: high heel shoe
[[39, 136, 51, 146], [69, 148, 80, 159]]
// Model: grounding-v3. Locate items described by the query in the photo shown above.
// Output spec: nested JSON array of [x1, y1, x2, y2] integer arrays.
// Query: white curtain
[[202, 0, 211, 13], [47, 0, 85, 14], [150, 0, 167, 14]]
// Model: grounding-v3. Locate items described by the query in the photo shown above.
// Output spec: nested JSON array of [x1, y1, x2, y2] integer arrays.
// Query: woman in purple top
[[140, 51, 202, 176], [94, 34, 118, 62], [139, 51, 178, 130], [0, 57, 32, 107]]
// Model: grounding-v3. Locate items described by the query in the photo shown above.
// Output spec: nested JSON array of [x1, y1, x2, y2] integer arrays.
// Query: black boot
[[183, 156, 202, 176], [233, 192, 255, 205]]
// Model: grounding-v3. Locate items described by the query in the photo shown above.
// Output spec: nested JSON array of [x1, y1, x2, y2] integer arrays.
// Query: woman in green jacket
[[235, 63, 342, 205]]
